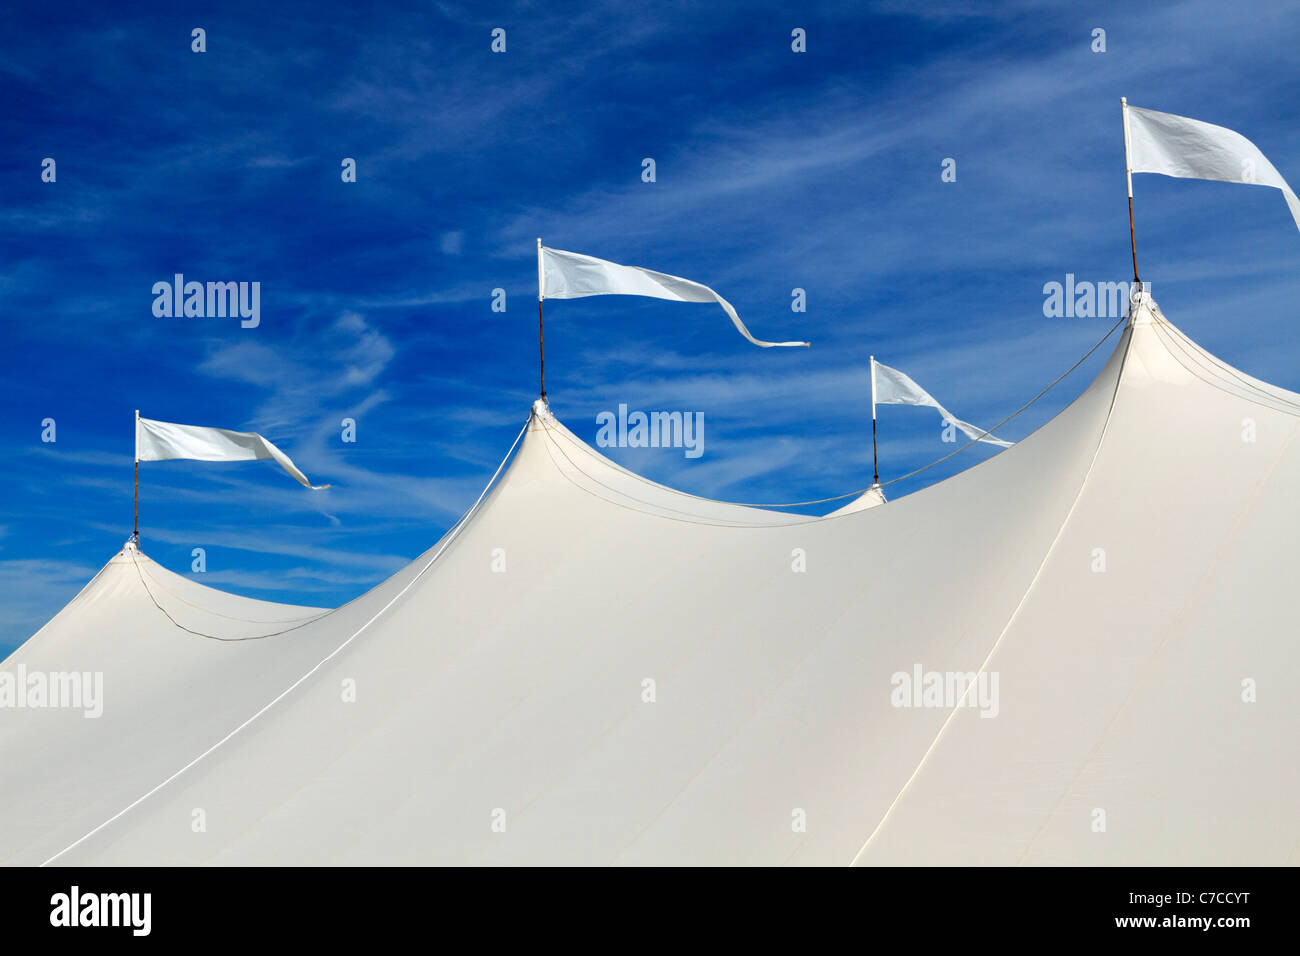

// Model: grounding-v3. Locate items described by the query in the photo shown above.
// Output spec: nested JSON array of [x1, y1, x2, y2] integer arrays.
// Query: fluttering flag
[[538, 244, 810, 348], [1124, 103, 1300, 234], [871, 359, 1013, 447], [135, 416, 329, 489]]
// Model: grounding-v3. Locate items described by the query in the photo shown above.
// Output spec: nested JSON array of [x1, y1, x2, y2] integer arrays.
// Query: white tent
[[824, 484, 886, 516], [10, 294, 1299, 865], [0, 546, 337, 865]]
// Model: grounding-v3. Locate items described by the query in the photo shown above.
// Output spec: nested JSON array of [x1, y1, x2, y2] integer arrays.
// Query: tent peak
[[530, 397, 557, 428], [1126, 287, 1161, 328], [824, 483, 887, 517]]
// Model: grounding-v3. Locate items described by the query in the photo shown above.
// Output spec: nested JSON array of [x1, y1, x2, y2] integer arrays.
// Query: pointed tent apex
[[1127, 283, 1157, 328], [825, 483, 887, 517], [531, 397, 556, 427]]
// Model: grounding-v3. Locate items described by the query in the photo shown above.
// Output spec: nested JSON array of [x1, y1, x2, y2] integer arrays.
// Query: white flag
[[1125, 104, 1300, 234], [135, 416, 329, 489], [539, 244, 809, 348], [872, 359, 1012, 447]]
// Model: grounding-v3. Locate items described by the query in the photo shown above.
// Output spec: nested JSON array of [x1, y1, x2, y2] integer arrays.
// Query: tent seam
[[1015, 414, 1300, 865], [848, 323, 1135, 867]]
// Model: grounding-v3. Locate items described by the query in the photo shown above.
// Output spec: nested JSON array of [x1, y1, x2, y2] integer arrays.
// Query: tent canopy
[[6, 294, 1297, 866]]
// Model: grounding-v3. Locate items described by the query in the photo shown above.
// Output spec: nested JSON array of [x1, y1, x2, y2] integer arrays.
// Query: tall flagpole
[[133, 409, 140, 543], [1121, 97, 1140, 284], [870, 356, 879, 486], [536, 238, 546, 400]]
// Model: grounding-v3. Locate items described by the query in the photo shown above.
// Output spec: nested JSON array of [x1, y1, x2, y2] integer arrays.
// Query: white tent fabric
[[0, 542, 463, 866], [824, 484, 886, 516], [9, 294, 1299, 866], [0, 546, 332, 864]]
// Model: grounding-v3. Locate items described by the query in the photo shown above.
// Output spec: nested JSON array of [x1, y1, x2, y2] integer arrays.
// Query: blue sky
[[3, 0, 1299, 650]]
